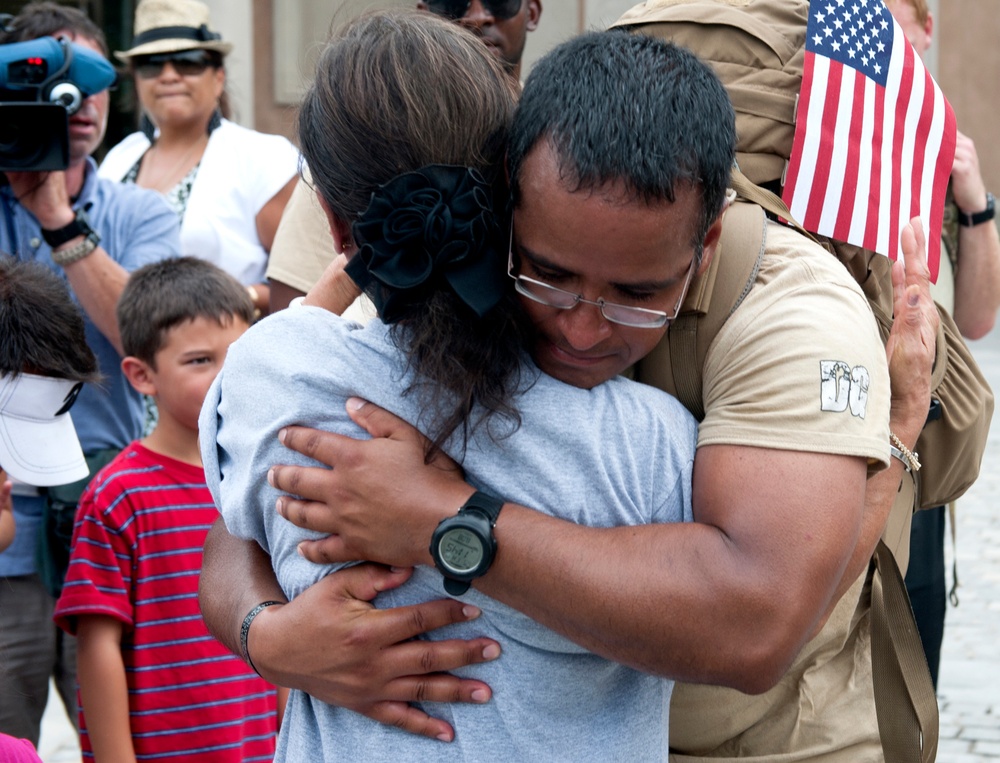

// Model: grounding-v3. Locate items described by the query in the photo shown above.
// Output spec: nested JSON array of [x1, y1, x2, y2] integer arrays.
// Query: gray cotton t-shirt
[[200, 307, 697, 762]]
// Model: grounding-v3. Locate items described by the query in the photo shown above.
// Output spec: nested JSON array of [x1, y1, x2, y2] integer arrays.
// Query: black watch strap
[[41, 209, 94, 248], [460, 490, 504, 524], [957, 192, 995, 227], [443, 577, 472, 596]]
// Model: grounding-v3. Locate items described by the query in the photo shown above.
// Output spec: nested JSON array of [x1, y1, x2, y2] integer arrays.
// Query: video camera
[[0, 36, 117, 172]]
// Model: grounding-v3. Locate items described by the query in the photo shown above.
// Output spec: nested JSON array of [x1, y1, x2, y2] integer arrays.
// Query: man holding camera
[[0, 2, 179, 746]]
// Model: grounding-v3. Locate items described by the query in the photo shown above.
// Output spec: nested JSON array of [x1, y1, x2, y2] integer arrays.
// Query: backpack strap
[[871, 540, 940, 763], [637, 199, 766, 420], [947, 501, 960, 607], [730, 166, 814, 238]]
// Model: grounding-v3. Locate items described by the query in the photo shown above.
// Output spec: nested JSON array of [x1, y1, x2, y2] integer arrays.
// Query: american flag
[[782, 0, 956, 281]]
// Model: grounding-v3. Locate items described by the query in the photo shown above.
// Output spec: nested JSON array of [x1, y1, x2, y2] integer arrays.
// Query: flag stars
[[824, 26, 833, 37], [814, 32, 824, 45]]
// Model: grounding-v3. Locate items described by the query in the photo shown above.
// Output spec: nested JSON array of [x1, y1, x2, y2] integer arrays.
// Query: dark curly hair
[[298, 9, 528, 458]]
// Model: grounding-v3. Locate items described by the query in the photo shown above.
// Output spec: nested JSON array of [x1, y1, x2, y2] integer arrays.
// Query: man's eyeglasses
[[426, 0, 524, 21], [133, 50, 218, 80], [507, 242, 697, 330]]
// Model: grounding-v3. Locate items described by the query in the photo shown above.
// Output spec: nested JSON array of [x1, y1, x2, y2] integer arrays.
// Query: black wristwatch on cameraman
[[957, 192, 995, 228], [430, 491, 504, 596], [41, 209, 101, 266]]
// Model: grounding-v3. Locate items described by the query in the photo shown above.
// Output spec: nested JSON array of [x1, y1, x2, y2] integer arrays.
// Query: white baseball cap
[[0, 373, 89, 486]]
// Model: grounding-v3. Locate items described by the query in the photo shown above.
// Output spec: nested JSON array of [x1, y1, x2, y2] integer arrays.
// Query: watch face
[[438, 527, 484, 575]]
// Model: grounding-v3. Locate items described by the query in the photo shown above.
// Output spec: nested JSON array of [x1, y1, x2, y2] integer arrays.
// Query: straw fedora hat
[[115, 0, 233, 61]]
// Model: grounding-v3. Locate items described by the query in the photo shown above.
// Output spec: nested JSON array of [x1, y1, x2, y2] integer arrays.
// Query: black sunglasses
[[426, 0, 524, 21], [133, 50, 218, 80]]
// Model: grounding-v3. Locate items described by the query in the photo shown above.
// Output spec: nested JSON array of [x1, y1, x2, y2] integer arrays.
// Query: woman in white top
[[100, 0, 298, 315]]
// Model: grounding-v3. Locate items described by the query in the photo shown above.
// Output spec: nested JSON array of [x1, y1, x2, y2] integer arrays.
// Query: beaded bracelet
[[889, 432, 921, 473], [240, 600, 283, 676]]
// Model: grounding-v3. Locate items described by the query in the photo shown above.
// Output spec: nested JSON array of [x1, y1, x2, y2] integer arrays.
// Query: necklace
[[138, 136, 208, 193]]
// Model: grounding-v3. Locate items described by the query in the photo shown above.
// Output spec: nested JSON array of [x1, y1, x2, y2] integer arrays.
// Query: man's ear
[[526, 0, 542, 31], [697, 200, 730, 276], [121, 356, 157, 397]]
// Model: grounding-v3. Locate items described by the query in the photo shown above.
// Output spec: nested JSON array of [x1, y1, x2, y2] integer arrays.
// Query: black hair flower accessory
[[345, 165, 507, 324]]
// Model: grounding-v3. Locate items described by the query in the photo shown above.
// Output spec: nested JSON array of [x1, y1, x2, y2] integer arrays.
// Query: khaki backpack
[[613, 1, 994, 761]]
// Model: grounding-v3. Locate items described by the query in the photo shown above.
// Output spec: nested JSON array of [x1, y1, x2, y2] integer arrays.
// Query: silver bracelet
[[239, 600, 283, 676], [889, 432, 921, 473]]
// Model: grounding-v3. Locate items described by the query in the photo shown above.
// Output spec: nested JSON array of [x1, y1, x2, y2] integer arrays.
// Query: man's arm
[[274, 417, 864, 693], [950, 131, 1000, 339], [6, 170, 130, 353], [271, 221, 937, 694], [76, 615, 137, 763], [268, 280, 307, 312], [5, 169, 180, 354], [198, 518, 501, 742]]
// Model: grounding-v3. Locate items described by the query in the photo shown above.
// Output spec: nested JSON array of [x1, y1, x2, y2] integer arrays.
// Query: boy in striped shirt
[[55, 257, 280, 762]]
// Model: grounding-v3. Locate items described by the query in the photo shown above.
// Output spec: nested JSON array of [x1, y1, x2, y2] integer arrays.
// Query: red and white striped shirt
[[55, 442, 277, 762]]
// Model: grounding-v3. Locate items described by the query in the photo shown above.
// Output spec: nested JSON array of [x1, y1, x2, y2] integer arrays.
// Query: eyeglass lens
[[513, 279, 670, 328], [135, 50, 214, 80], [426, 0, 523, 21]]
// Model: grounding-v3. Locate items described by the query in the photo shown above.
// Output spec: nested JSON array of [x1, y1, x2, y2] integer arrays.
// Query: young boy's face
[[146, 316, 249, 432]]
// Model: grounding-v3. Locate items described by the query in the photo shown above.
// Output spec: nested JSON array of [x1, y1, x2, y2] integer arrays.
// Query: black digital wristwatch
[[430, 490, 504, 595]]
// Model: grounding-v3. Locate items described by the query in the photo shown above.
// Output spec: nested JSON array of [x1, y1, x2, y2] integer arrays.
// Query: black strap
[[461, 491, 504, 526], [132, 24, 221, 46], [871, 540, 940, 762]]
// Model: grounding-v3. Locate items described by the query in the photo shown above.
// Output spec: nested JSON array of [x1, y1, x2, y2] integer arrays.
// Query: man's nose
[[460, 0, 495, 26], [555, 302, 612, 352], [158, 61, 182, 80]]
